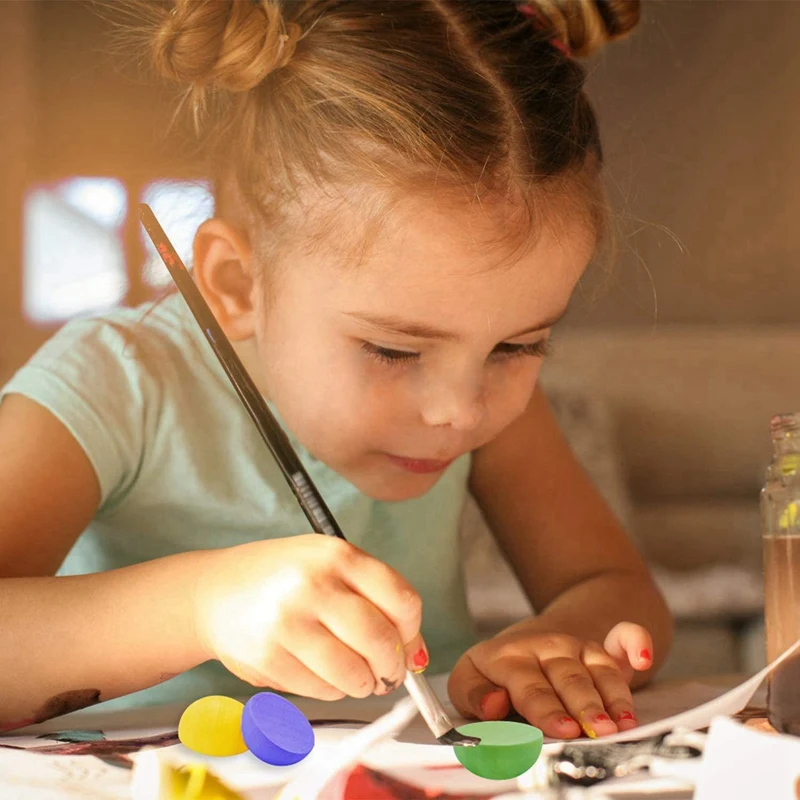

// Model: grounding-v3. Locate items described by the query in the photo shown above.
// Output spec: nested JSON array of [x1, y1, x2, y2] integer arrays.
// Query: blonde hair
[[534, 0, 641, 57], [133, 0, 640, 263]]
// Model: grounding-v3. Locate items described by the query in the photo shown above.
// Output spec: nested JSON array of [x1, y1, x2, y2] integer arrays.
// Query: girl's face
[[251, 194, 594, 502]]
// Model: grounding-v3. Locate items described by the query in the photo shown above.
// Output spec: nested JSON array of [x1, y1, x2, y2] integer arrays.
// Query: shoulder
[[13, 293, 202, 393], [0, 295, 207, 499]]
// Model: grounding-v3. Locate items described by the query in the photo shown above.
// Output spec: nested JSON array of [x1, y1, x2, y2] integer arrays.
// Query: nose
[[419, 372, 485, 431]]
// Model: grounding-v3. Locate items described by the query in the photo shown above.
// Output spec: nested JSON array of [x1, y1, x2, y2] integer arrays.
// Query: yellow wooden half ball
[[178, 696, 248, 757]]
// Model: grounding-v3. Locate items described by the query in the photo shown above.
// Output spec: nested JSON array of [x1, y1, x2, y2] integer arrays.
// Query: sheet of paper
[[1, 638, 797, 798], [0, 746, 131, 800], [7, 638, 790, 752], [560, 636, 799, 747], [693, 716, 800, 800]]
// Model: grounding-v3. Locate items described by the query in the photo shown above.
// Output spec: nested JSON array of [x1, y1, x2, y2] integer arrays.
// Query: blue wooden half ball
[[241, 692, 315, 766]]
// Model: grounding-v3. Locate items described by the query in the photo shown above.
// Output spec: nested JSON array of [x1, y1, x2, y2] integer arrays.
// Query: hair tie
[[517, 3, 572, 57]]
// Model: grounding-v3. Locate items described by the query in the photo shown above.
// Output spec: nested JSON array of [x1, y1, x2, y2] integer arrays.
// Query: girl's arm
[[468, 385, 673, 689], [0, 394, 428, 731], [0, 394, 209, 730]]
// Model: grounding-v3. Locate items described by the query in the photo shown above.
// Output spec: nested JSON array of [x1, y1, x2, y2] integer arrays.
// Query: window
[[23, 178, 128, 323], [22, 177, 214, 324], [141, 179, 214, 289]]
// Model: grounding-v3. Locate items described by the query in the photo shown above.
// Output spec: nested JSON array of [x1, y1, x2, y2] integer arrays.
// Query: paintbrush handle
[[139, 204, 345, 540], [403, 672, 456, 739], [140, 205, 461, 745]]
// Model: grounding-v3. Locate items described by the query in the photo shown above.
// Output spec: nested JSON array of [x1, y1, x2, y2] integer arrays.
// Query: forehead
[[275, 187, 595, 329], [378, 188, 593, 276]]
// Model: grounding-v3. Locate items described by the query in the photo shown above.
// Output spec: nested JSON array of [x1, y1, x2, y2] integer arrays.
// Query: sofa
[[461, 326, 800, 680]]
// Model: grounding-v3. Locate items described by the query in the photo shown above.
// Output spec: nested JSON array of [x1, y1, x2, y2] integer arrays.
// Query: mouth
[[386, 454, 457, 474]]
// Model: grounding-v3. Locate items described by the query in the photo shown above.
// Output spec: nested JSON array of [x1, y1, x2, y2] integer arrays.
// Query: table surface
[[2, 671, 769, 737], [0, 672, 776, 800]]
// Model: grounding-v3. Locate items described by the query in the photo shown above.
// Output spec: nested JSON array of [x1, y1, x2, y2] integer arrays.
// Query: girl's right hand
[[192, 535, 428, 700]]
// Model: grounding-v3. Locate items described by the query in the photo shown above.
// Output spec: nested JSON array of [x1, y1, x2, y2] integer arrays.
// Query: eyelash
[[361, 340, 551, 366]]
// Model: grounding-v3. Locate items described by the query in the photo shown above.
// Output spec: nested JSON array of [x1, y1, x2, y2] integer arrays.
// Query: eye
[[492, 339, 551, 360], [361, 341, 420, 366]]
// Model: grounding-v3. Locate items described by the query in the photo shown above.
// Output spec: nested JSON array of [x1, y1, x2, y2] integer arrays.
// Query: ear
[[192, 218, 256, 341]]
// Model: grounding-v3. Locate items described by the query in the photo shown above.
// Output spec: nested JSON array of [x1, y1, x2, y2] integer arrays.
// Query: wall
[[572, 0, 800, 326], [0, 2, 37, 379], [1, 1, 798, 367]]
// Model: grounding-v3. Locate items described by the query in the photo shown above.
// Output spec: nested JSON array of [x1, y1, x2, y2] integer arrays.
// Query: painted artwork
[[0, 723, 502, 800]]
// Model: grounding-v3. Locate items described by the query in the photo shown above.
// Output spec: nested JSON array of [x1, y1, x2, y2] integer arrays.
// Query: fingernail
[[480, 689, 504, 717], [617, 710, 636, 721], [411, 647, 428, 673], [594, 713, 610, 722], [578, 711, 597, 739], [639, 649, 652, 662], [559, 716, 578, 726], [404, 638, 429, 672]]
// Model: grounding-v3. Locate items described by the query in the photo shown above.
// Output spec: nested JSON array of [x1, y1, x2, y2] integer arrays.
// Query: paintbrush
[[138, 203, 479, 748]]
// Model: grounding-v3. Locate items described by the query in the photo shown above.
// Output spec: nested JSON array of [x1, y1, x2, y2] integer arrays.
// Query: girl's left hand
[[447, 621, 653, 739]]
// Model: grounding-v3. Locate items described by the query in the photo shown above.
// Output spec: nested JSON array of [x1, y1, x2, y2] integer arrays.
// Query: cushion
[[539, 328, 800, 501]]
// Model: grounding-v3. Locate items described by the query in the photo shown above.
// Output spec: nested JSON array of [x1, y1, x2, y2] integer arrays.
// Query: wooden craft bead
[[178, 695, 248, 758]]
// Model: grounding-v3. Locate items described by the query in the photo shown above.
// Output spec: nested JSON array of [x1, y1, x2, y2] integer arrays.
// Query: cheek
[[485, 361, 542, 422], [268, 340, 397, 435]]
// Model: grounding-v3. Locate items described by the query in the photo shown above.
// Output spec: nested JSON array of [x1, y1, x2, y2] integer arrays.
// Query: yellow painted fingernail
[[579, 710, 597, 739]]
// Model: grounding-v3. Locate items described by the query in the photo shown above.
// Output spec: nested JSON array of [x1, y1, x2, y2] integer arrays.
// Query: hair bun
[[152, 0, 302, 93], [534, 0, 641, 58]]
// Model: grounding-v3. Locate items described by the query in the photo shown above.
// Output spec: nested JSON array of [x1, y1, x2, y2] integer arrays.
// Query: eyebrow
[[343, 309, 567, 342]]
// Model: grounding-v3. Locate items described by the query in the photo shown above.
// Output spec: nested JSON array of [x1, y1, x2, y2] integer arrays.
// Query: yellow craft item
[[779, 501, 799, 530], [168, 763, 244, 800], [178, 695, 248, 757], [130, 751, 245, 800], [780, 454, 800, 476]]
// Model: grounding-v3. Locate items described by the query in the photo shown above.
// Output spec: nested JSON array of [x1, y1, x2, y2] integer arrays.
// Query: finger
[[319, 585, 406, 694], [242, 644, 347, 702], [333, 542, 426, 672], [457, 646, 581, 739], [540, 655, 618, 739], [447, 651, 511, 721], [582, 643, 638, 731], [604, 622, 654, 678], [287, 620, 376, 699], [497, 659, 583, 739]]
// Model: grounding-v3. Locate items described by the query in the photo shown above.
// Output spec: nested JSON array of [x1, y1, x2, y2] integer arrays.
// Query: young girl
[[0, 0, 672, 741]]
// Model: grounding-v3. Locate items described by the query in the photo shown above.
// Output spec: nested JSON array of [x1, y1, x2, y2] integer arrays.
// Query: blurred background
[[2, 0, 799, 681]]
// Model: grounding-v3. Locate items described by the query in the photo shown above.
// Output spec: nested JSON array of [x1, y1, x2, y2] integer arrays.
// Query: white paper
[[561, 636, 800, 746], [0, 746, 131, 799], [693, 716, 800, 800], [269, 697, 420, 800], [2, 638, 798, 798]]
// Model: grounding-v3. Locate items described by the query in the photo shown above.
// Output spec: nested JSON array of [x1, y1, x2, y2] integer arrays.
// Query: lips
[[386, 454, 456, 474]]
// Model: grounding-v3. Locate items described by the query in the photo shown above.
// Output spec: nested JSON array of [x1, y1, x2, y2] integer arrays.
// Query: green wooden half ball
[[453, 720, 544, 780]]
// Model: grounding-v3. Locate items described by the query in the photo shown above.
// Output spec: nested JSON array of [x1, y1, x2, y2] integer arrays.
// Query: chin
[[352, 472, 442, 503]]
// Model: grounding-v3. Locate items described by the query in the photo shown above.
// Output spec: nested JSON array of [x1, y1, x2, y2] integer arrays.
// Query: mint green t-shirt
[[0, 294, 479, 711]]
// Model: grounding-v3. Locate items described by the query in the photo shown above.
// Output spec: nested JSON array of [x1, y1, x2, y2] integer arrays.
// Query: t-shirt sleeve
[[0, 316, 160, 511]]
